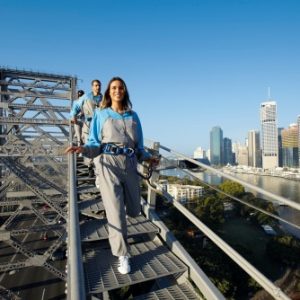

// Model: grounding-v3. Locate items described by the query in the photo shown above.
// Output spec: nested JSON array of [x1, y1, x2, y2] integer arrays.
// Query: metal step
[[77, 176, 96, 181], [77, 185, 100, 194], [84, 239, 187, 294], [133, 283, 201, 300], [81, 215, 159, 242], [79, 197, 104, 214]]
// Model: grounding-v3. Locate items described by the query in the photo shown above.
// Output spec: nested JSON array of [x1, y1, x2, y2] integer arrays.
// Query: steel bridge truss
[[0, 68, 76, 295]]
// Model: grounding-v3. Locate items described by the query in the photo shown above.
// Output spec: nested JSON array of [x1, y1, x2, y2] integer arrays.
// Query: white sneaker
[[118, 255, 131, 274]]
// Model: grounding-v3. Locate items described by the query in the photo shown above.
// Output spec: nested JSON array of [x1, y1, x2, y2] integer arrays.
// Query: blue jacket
[[83, 107, 150, 161], [70, 92, 102, 120]]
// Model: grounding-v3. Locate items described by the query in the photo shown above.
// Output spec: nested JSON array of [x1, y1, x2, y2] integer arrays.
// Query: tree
[[218, 180, 245, 199], [194, 195, 224, 225], [266, 235, 300, 266]]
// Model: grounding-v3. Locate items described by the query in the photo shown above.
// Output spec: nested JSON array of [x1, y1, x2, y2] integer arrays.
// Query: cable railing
[[156, 143, 300, 212], [144, 140, 299, 300]]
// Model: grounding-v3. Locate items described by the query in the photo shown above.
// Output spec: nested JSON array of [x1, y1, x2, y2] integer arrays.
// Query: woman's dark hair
[[100, 77, 132, 110]]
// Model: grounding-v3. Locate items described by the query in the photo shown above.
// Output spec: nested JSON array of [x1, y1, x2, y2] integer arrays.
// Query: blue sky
[[1, 0, 300, 155]]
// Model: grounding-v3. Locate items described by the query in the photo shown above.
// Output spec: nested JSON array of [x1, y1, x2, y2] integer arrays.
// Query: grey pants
[[74, 122, 83, 146], [96, 154, 141, 256], [82, 123, 93, 167]]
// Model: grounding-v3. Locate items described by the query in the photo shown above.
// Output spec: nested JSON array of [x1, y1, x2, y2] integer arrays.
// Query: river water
[[161, 169, 300, 238]]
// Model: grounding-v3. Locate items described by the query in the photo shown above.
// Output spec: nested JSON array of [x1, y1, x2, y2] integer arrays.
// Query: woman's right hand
[[64, 146, 84, 154]]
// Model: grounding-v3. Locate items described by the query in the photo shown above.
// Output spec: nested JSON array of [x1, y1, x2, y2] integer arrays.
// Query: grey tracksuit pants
[[96, 153, 141, 256], [81, 99, 97, 167], [82, 122, 93, 167], [74, 122, 83, 146]]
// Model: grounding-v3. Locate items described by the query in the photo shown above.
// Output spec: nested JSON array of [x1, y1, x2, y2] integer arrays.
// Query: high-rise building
[[248, 130, 261, 168], [206, 149, 211, 162], [281, 124, 299, 168], [260, 101, 278, 169], [298, 116, 300, 167], [193, 147, 206, 159], [278, 127, 284, 167], [223, 137, 233, 165], [236, 144, 249, 166], [210, 126, 223, 165]]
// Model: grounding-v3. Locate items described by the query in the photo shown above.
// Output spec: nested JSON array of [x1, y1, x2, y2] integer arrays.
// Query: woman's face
[[109, 80, 125, 103]]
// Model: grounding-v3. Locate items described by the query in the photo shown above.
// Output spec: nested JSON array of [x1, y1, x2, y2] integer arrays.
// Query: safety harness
[[100, 143, 135, 158], [100, 143, 155, 180]]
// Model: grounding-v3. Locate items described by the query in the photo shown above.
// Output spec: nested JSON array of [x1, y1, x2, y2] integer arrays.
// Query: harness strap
[[100, 143, 135, 158]]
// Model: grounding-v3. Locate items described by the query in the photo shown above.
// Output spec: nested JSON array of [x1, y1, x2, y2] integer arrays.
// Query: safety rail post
[[67, 76, 85, 300], [146, 141, 160, 217], [67, 152, 86, 300]]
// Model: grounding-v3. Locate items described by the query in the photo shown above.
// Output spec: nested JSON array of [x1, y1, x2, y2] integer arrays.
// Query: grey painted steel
[[133, 283, 201, 300], [0, 69, 74, 299], [67, 152, 86, 300], [80, 214, 159, 242], [2, 103, 70, 112], [157, 142, 300, 212], [0, 116, 69, 126], [0, 157, 65, 218], [78, 197, 104, 213], [141, 200, 225, 300], [83, 239, 188, 294]]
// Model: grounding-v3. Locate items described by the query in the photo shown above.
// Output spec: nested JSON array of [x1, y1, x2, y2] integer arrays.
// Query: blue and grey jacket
[[70, 92, 102, 121], [83, 107, 151, 161]]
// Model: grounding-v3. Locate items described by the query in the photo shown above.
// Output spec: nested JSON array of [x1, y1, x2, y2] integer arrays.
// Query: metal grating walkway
[[133, 283, 201, 300], [78, 197, 104, 213], [77, 185, 100, 194], [81, 215, 159, 242], [83, 239, 187, 294]]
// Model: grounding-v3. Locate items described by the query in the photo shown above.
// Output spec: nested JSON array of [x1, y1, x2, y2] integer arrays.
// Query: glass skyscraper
[[260, 101, 278, 169], [248, 130, 261, 168], [282, 124, 299, 168], [210, 126, 223, 165], [298, 115, 300, 167], [223, 137, 233, 165]]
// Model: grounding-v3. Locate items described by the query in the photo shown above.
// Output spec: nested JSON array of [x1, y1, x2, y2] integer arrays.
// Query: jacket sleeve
[[133, 112, 152, 162], [82, 110, 102, 158], [70, 95, 86, 118]]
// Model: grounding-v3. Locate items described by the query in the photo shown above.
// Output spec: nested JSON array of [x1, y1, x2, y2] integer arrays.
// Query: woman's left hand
[[147, 155, 161, 168]]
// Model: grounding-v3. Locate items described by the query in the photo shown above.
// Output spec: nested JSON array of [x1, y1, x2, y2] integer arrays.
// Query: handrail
[[156, 142, 300, 212], [67, 152, 86, 300]]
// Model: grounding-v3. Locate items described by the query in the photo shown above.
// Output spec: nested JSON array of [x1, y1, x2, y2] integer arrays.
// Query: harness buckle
[[123, 148, 135, 157], [102, 144, 135, 157]]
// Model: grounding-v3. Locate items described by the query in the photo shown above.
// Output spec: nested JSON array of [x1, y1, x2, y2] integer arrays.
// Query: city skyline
[[1, 1, 300, 155], [197, 100, 299, 170], [199, 102, 299, 153]]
